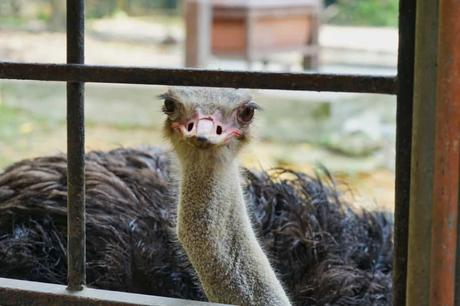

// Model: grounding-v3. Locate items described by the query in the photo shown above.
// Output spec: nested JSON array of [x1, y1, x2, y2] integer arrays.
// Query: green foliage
[[0, 17, 26, 28], [329, 0, 398, 27], [0, 0, 23, 17], [0, 0, 182, 28], [85, 0, 178, 18], [37, 10, 50, 22], [324, 0, 338, 6], [85, 0, 119, 18]]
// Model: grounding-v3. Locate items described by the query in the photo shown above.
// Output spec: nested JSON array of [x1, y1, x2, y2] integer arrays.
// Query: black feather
[[0, 147, 392, 305]]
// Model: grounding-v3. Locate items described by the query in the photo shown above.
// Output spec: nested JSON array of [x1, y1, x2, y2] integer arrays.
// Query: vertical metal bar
[[457, 157, 460, 306], [405, 0, 438, 305], [429, 0, 460, 303], [67, 0, 86, 291], [393, 0, 416, 304]]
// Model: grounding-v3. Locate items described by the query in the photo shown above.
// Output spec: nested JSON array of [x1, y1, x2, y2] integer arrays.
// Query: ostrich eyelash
[[159, 93, 181, 114], [235, 100, 262, 112], [158, 93, 180, 103], [248, 101, 261, 110]]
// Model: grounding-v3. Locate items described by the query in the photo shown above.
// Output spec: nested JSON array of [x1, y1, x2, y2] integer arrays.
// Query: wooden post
[[184, 0, 211, 68], [429, 0, 460, 304], [245, 8, 256, 69], [302, 4, 321, 70], [406, 0, 438, 305]]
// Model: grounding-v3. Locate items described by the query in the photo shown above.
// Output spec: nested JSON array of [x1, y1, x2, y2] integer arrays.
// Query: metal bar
[[0, 62, 398, 94], [429, 0, 460, 304], [0, 278, 229, 306], [405, 0, 438, 304], [67, 0, 86, 291], [393, 0, 416, 304], [456, 158, 460, 306]]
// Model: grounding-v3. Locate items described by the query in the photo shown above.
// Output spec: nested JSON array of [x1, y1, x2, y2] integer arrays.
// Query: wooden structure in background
[[185, 0, 321, 69], [184, 0, 212, 69]]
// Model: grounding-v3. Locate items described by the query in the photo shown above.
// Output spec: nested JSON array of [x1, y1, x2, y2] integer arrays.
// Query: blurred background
[[0, 0, 397, 211]]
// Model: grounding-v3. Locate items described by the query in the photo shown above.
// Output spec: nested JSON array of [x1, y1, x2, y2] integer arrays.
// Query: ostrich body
[[0, 88, 393, 305], [164, 88, 291, 305]]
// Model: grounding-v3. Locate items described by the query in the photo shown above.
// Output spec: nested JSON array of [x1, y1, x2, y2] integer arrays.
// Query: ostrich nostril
[[216, 126, 223, 135], [196, 136, 208, 143], [187, 122, 194, 132]]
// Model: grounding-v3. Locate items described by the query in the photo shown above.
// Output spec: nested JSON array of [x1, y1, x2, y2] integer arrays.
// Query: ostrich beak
[[173, 115, 242, 148], [195, 118, 214, 143]]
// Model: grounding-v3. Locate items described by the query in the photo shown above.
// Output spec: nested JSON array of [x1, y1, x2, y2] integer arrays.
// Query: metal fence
[[0, 0, 415, 305]]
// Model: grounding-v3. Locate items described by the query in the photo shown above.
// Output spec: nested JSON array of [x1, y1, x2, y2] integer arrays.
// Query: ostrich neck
[[177, 157, 291, 306]]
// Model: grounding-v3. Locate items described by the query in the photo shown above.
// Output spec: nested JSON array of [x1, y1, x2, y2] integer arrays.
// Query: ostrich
[[163, 87, 291, 305], [0, 88, 393, 305]]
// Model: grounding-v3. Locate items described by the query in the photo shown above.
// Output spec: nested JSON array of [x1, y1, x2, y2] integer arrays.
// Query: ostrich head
[[162, 87, 259, 164]]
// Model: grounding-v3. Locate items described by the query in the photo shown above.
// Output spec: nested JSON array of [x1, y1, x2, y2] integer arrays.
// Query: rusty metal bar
[[66, 0, 86, 291], [393, 0, 416, 304], [0, 62, 397, 94], [429, 0, 460, 304], [405, 0, 438, 305], [0, 278, 228, 306], [457, 160, 460, 306]]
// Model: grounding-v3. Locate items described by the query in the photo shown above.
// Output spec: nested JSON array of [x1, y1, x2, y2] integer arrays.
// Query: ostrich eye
[[238, 106, 255, 124], [163, 98, 176, 114]]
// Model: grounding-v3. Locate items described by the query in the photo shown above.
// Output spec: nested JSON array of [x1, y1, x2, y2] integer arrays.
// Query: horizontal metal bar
[[0, 278, 230, 306], [0, 62, 397, 94]]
